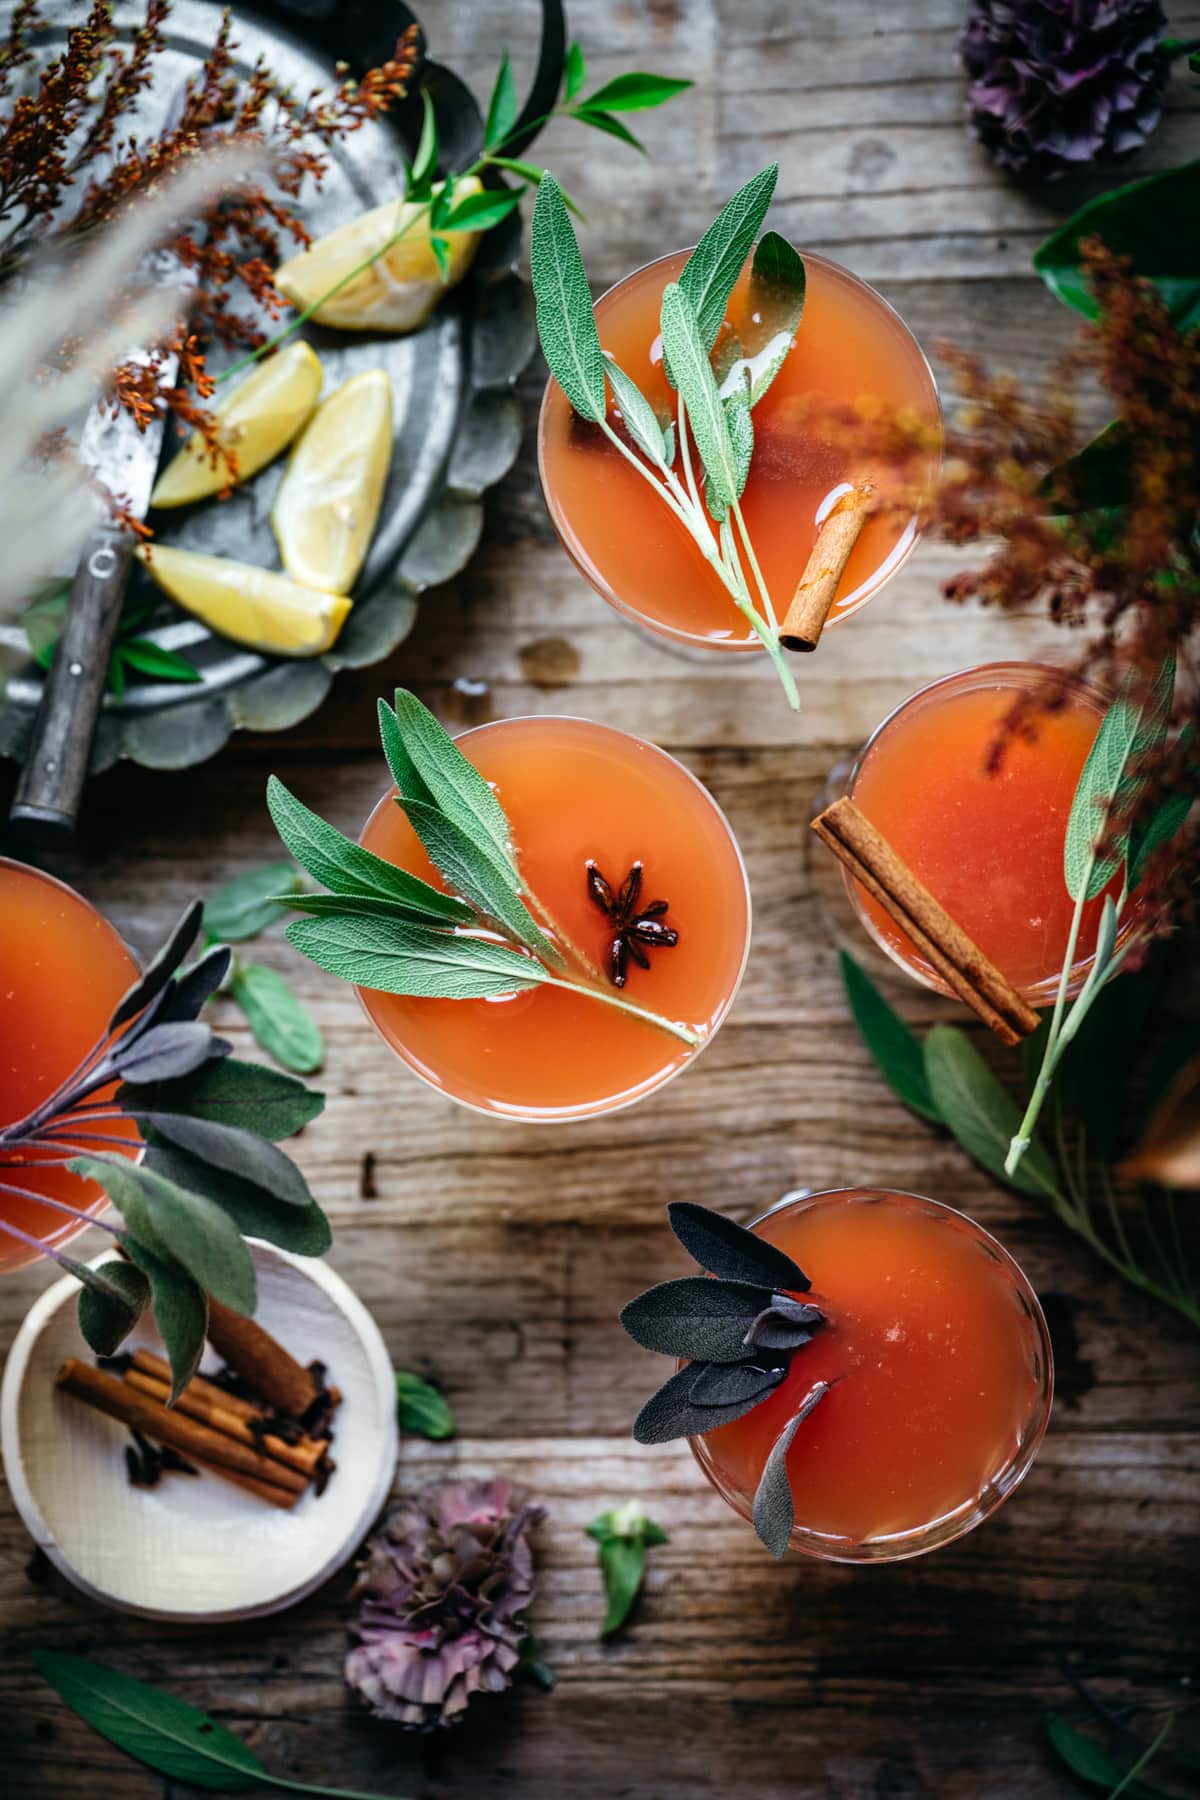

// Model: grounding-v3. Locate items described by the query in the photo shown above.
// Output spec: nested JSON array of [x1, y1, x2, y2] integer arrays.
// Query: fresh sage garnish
[[752, 1380, 831, 1560], [586, 1503, 669, 1637], [395, 1369, 455, 1440], [269, 690, 703, 1048], [203, 863, 324, 1076], [531, 164, 807, 710]]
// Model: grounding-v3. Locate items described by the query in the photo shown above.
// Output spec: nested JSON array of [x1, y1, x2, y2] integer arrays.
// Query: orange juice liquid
[[358, 717, 750, 1118], [0, 859, 139, 1270], [849, 668, 1115, 993], [539, 248, 939, 647], [696, 1191, 1049, 1549]]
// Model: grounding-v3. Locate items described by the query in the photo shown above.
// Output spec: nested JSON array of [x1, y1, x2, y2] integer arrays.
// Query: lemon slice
[[150, 341, 323, 509], [273, 177, 483, 333], [135, 544, 350, 657], [271, 369, 393, 594]]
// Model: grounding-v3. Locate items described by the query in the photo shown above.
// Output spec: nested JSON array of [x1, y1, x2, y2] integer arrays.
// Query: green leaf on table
[[718, 230, 806, 410], [923, 1026, 1062, 1202], [563, 39, 586, 101], [441, 188, 523, 233], [603, 352, 670, 467], [32, 1652, 269, 1792], [204, 862, 303, 943], [70, 1156, 257, 1316], [65, 1257, 151, 1356], [229, 962, 324, 1075], [117, 638, 202, 684], [144, 1143, 331, 1258], [121, 1238, 208, 1400], [484, 50, 518, 151], [1032, 160, 1200, 329], [407, 89, 439, 200], [401, 797, 557, 961], [395, 1369, 455, 1439], [839, 951, 943, 1125], [266, 774, 472, 926], [586, 1504, 669, 1635], [123, 1054, 323, 1140], [387, 690, 516, 876], [1045, 1713, 1173, 1799], [137, 1115, 314, 1211], [572, 107, 645, 151], [531, 173, 607, 423], [676, 163, 778, 358], [659, 281, 740, 508], [287, 911, 550, 1000], [577, 72, 693, 113]]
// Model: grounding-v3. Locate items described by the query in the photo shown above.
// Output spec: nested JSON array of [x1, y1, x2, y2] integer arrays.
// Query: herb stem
[[1006, 870, 1090, 1177], [522, 884, 605, 986], [0, 1178, 121, 1231], [542, 976, 701, 1048], [731, 495, 779, 631], [676, 392, 704, 519], [1107, 1712, 1174, 1800], [0, 1212, 91, 1261], [598, 417, 698, 537]]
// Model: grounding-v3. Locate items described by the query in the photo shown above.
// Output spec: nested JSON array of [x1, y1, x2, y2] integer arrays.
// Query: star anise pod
[[586, 859, 679, 988]]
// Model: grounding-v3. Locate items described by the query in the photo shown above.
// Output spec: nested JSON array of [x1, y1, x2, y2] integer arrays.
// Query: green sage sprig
[[531, 163, 808, 709], [267, 690, 702, 1049], [586, 1502, 668, 1635]]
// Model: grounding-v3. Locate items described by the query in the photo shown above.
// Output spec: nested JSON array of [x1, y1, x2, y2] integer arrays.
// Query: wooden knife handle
[[9, 522, 135, 834]]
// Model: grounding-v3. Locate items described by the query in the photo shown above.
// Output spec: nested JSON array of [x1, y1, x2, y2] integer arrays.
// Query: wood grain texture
[[1, 0, 1198, 1794]]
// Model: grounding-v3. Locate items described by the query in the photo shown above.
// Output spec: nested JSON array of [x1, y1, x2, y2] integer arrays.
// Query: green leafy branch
[[23, 584, 200, 697], [530, 163, 808, 710]]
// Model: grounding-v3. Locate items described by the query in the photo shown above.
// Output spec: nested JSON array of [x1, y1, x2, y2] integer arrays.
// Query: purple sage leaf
[[160, 946, 233, 1023], [751, 1380, 831, 1559], [107, 901, 204, 1031], [743, 1296, 826, 1351], [667, 1202, 810, 1292], [633, 1362, 778, 1445], [110, 1022, 227, 1086], [688, 1360, 786, 1407], [131, 1112, 314, 1209], [620, 1276, 774, 1361]]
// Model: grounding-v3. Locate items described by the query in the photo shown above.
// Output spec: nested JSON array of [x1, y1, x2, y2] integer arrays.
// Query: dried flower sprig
[[620, 1202, 829, 1557], [0, 895, 328, 1391]]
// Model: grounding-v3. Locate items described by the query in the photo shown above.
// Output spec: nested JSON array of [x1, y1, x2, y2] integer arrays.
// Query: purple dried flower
[[960, 0, 1171, 180], [345, 1476, 545, 1730]]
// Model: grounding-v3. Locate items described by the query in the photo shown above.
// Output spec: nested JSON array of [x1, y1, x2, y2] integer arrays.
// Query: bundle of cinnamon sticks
[[57, 1299, 340, 1511]]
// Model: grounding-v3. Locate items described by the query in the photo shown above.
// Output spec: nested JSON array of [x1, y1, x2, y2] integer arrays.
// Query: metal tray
[[0, 0, 537, 772]]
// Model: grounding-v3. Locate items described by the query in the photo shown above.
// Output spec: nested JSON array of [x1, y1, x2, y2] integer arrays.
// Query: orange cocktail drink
[[844, 663, 1122, 1001], [539, 248, 939, 650], [0, 858, 139, 1271], [357, 716, 751, 1119], [692, 1189, 1052, 1561]]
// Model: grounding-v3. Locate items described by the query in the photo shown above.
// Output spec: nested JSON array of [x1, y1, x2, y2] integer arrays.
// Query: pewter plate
[[0, 0, 534, 773]]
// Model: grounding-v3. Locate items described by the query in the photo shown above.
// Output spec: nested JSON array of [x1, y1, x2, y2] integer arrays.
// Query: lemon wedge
[[150, 341, 323, 509], [271, 369, 393, 594], [273, 177, 483, 333], [135, 544, 350, 657]]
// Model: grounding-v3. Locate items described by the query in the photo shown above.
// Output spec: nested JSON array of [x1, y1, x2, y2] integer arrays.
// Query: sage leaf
[[586, 1503, 669, 1547], [32, 1651, 268, 1792], [716, 230, 805, 410], [1127, 722, 1194, 891], [1045, 1712, 1172, 1799], [603, 352, 668, 467], [204, 862, 302, 943], [620, 1276, 774, 1361], [230, 963, 324, 1075], [282, 890, 454, 925], [121, 1238, 208, 1400], [267, 775, 472, 926], [840, 950, 943, 1124], [742, 1297, 825, 1352], [667, 1201, 810, 1290], [395, 1369, 455, 1439], [659, 282, 739, 507], [117, 638, 200, 683], [108, 901, 203, 1031], [633, 1361, 774, 1443], [65, 1257, 151, 1356], [1064, 661, 1174, 901], [923, 1025, 1062, 1202], [752, 1380, 830, 1558], [484, 51, 518, 151], [287, 912, 549, 1000], [401, 797, 555, 960], [598, 1536, 646, 1635], [144, 1144, 331, 1258], [124, 1055, 323, 1140], [688, 1360, 786, 1407], [675, 163, 778, 357], [110, 1021, 225, 1086], [139, 1115, 314, 1211], [389, 689, 516, 876], [707, 381, 754, 522], [162, 946, 232, 1023], [577, 72, 693, 113], [71, 1156, 257, 1316], [531, 173, 607, 423]]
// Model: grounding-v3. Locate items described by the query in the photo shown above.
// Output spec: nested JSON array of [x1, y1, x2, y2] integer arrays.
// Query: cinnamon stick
[[56, 1359, 308, 1497], [124, 1367, 326, 1479], [201, 1464, 301, 1511], [780, 485, 872, 652], [810, 796, 1040, 1045], [206, 1297, 320, 1419], [130, 1348, 260, 1421]]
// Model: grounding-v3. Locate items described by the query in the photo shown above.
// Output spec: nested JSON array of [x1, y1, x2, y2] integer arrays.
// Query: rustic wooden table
[[2, 2, 1198, 1795]]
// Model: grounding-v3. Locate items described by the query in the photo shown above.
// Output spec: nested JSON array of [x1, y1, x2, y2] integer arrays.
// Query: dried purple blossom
[[345, 1477, 545, 1731], [960, 0, 1171, 180]]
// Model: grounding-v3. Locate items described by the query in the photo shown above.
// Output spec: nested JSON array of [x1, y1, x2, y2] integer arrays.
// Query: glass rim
[[354, 712, 753, 1124], [839, 659, 1128, 1006], [536, 243, 943, 654], [687, 1185, 1054, 1564]]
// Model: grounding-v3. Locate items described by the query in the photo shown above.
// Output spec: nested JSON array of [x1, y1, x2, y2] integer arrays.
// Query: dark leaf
[[688, 1359, 787, 1407], [229, 964, 324, 1076], [108, 902, 204, 1031], [599, 1536, 646, 1636], [1038, 419, 1131, 515], [71, 1156, 256, 1317], [117, 639, 202, 684], [839, 951, 943, 1125], [138, 1114, 313, 1211], [143, 1145, 331, 1259], [161, 947, 232, 1023], [1032, 160, 1200, 329], [518, 1633, 557, 1692], [667, 1201, 810, 1290], [743, 1298, 825, 1352], [64, 1258, 151, 1356], [633, 1361, 779, 1444], [752, 1381, 830, 1559], [620, 1276, 774, 1361], [395, 1370, 455, 1440], [1127, 723, 1195, 891], [204, 862, 303, 943], [1045, 1714, 1171, 1799], [31, 1652, 268, 1792], [120, 1238, 208, 1401], [110, 1021, 226, 1086], [123, 1056, 323, 1140], [923, 1026, 1063, 1203]]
